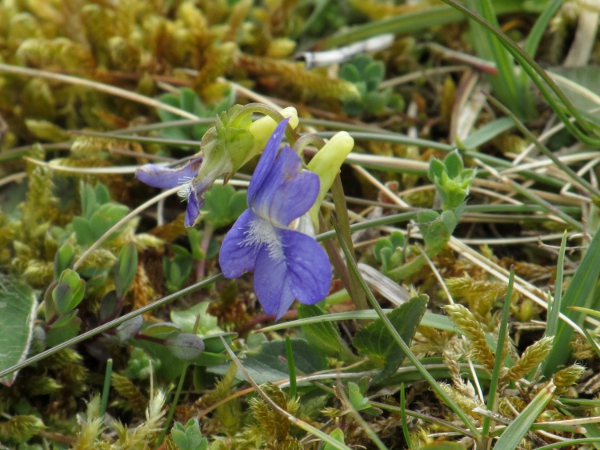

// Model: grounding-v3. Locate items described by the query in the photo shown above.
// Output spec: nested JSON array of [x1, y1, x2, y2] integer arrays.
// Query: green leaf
[[45, 315, 81, 348], [72, 217, 95, 246], [323, 428, 346, 450], [165, 332, 205, 361], [444, 151, 464, 178], [352, 295, 428, 382], [99, 290, 119, 323], [52, 270, 85, 315], [116, 316, 143, 341], [170, 301, 222, 337], [114, 243, 138, 297], [171, 429, 189, 449], [373, 232, 405, 271], [157, 87, 233, 143], [52, 283, 74, 315], [142, 322, 182, 339], [0, 279, 37, 386], [163, 248, 194, 292], [53, 243, 75, 279], [340, 64, 360, 83], [364, 91, 387, 115], [211, 339, 327, 384], [131, 338, 185, 381], [298, 304, 350, 359], [347, 382, 369, 410], [81, 182, 97, 218], [94, 183, 111, 205], [170, 417, 209, 450], [202, 184, 247, 228], [260, 309, 457, 333], [88, 203, 130, 241]]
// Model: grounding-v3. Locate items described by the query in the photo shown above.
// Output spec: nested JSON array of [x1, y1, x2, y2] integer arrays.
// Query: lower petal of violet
[[253, 248, 296, 320], [184, 189, 203, 227], [278, 228, 331, 304], [219, 210, 260, 278]]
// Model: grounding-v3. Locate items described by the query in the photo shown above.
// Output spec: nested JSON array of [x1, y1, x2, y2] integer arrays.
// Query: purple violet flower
[[135, 156, 208, 227], [219, 119, 332, 320]]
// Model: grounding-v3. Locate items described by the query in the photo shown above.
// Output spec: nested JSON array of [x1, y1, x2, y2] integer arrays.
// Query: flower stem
[[331, 174, 368, 310]]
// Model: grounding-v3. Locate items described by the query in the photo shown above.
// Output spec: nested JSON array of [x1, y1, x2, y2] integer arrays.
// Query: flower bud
[[307, 131, 354, 226]]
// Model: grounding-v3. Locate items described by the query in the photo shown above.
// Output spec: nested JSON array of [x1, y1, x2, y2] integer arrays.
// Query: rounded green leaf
[[114, 243, 138, 297], [0, 279, 37, 386], [165, 332, 206, 361]]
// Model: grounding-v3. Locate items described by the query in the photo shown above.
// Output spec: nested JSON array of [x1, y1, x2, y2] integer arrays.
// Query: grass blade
[[466, 0, 529, 118], [545, 232, 568, 340], [493, 381, 556, 449], [543, 229, 600, 376], [481, 267, 515, 441]]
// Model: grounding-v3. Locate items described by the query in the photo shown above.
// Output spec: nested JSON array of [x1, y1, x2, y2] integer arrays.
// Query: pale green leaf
[[0, 278, 37, 386]]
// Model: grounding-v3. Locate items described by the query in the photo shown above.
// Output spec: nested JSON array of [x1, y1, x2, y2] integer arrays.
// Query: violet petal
[[252, 146, 319, 227], [278, 228, 331, 304], [247, 118, 289, 206], [253, 247, 296, 320], [219, 210, 260, 278], [135, 156, 202, 189]]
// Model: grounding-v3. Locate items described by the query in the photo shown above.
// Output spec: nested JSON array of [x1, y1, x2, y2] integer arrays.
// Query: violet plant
[[219, 119, 332, 320], [136, 104, 353, 319]]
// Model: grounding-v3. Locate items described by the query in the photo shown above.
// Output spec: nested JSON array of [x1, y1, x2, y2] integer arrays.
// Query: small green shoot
[[340, 54, 404, 116]]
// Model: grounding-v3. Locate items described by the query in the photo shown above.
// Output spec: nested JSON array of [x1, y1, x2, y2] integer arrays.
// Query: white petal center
[[243, 217, 285, 262], [176, 176, 194, 200]]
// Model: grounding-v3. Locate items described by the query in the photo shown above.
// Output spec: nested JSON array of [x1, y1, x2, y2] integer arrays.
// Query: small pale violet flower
[[135, 156, 207, 227], [219, 119, 332, 320]]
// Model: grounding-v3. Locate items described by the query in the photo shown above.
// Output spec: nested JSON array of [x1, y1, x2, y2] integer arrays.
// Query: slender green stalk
[[0, 63, 198, 120], [333, 221, 481, 439], [99, 358, 113, 417], [331, 175, 368, 310], [400, 384, 412, 448], [317, 212, 417, 242], [285, 335, 297, 399], [156, 360, 190, 447], [523, 0, 563, 57], [545, 232, 568, 340], [481, 268, 515, 443]]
